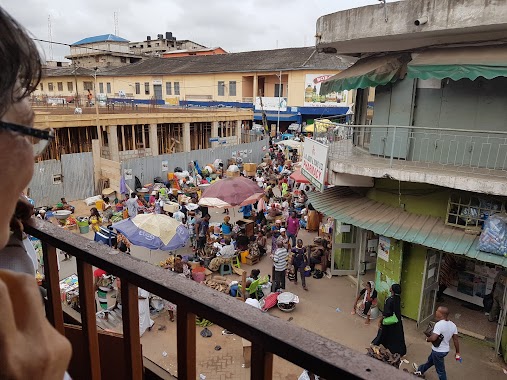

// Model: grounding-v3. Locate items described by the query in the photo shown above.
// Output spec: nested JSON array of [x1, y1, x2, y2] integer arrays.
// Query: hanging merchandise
[[478, 214, 507, 256]]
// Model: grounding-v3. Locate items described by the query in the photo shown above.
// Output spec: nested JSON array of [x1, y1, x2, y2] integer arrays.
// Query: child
[[221, 215, 232, 235]]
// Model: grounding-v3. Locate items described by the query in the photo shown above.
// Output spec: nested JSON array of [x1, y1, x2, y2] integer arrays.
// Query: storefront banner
[[378, 236, 390, 262], [301, 138, 328, 192], [255, 97, 287, 111], [304, 74, 349, 107]]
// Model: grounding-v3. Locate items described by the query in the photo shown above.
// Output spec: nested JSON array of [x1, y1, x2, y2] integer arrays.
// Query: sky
[[3, 0, 377, 61]]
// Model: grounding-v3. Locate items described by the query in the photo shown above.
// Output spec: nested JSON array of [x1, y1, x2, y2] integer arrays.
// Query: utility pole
[[73, 61, 79, 106], [94, 68, 102, 147], [276, 70, 282, 138]]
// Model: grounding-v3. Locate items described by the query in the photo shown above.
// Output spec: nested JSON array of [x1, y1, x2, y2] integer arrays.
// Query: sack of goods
[[478, 214, 507, 256]]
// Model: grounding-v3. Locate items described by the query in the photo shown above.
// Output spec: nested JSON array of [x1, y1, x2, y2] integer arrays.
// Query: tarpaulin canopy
[[407, 45, 507, 81], [320, 54, 411, 95]]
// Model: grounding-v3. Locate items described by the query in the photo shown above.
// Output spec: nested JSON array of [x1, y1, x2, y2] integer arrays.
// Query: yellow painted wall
[[35, 68, 359, 107]]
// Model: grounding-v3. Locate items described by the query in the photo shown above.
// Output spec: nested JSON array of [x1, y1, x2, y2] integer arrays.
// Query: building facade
[[308, 0, 507, 359], [129, 32, 207, 56]]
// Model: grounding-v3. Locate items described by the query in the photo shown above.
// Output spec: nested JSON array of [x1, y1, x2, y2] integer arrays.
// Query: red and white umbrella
[[198, 176, 264, 208]]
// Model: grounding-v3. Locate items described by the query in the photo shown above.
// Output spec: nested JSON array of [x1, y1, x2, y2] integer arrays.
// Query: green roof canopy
[[308, 187, 507, 267], [319, 54, 411, 95], [407, 45, 507, 81]]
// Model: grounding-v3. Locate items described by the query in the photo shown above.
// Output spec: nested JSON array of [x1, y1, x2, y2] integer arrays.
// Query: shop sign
[[161, 161, 169, 172], [304, 74, 349, 107], [378, 236, 390, 262], [254, 97, 287, 111], [301, 138, 328, 192]]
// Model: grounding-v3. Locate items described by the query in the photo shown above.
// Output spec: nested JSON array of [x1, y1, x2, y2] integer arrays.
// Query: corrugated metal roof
[[99, 47, 356, 76], [72, 34, 129, 46], [308, 187, 507, 267]]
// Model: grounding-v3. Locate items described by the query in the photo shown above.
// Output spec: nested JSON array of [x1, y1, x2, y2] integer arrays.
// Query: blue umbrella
[[112, 218, 189, 251]]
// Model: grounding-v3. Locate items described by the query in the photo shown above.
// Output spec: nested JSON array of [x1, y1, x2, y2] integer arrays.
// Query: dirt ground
[[59, 199, 506, 379]]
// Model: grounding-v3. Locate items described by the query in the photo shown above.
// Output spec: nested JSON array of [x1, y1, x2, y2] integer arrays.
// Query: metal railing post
[[389, 126, 397, 167]]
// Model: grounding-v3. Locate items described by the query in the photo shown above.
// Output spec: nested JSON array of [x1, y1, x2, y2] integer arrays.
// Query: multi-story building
[[129, 32, 207, 56], [66, 34, 142, 69], [307, 0, 507, 359]]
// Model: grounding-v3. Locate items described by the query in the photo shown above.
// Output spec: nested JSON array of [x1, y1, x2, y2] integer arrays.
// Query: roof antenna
[[48, 14, 54, 60], [114, 11, 119, 36]]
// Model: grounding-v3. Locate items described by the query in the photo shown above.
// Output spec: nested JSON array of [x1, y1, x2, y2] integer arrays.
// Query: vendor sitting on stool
[[351, 280, 377, 325]]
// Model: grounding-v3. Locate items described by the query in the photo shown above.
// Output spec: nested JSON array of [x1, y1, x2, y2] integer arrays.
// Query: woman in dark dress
[[372, 283, 407, 356]]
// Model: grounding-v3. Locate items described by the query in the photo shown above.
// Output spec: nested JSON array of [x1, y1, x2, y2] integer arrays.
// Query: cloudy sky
[[3, 0, 377, 61]]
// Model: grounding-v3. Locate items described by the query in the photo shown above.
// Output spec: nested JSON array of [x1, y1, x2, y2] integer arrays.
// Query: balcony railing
[[26, 218, 411, 380], [315, 123, 507, 178]]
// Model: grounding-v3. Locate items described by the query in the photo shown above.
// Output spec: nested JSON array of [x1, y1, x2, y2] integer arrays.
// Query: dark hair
[[391, 283, 402, 295], [103, 197, 109, 203], [131, 192, 137, 197], [0, 7, 42, 117]]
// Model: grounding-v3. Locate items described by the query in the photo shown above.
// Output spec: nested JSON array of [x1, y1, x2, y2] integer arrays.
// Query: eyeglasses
[[0, 122, 54, 156]]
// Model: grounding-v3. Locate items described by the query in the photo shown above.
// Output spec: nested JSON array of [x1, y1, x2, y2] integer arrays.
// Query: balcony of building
[[26, 218, 411, 380], [320, 123, 507, 196]]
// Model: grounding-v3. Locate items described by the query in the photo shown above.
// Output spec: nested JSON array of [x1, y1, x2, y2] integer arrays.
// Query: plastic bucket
[[79, 224, 90, 234]]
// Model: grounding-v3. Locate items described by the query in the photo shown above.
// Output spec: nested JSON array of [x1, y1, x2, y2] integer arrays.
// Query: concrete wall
[[317, 0, 507, 55], [100, 158, 122, 193]]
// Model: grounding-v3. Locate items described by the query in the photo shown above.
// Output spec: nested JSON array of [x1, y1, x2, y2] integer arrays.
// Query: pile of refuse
[[366, 345, 402, 368]]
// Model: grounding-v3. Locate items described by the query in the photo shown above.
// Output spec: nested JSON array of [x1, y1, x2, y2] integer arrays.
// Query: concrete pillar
[[183, 122, 191, 152], [91, 139, 101, 193], [253, 74, 258, 99], [108, 125, 120, 162], [149, 123, 159, 156], [236, 119, 242, 144], [121, 125, 126, 152], [211, 121, 219, 148]]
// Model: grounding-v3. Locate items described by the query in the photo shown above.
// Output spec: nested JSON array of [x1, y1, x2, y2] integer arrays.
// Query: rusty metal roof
[[308, 187, 507, 267]]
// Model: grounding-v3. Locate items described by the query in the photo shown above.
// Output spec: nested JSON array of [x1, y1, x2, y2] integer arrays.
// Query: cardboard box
[[244, 170, 256, 177], [243, 163, 257, 172]]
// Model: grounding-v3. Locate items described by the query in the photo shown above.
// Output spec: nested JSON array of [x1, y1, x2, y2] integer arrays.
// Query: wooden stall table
[[237, 219, 254, 237]]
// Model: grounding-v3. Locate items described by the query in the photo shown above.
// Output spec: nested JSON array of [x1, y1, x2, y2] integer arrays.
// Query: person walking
[[286, 211, 299, 248], [272, 241, 288, 291], [414, 306, 460, 380], [291, 239, 308, 291], [126, 192, 139, 218], [372, 283, 407, 356]]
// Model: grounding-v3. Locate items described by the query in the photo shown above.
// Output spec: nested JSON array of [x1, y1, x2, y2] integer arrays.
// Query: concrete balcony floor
[[328, 140, 507, 196]]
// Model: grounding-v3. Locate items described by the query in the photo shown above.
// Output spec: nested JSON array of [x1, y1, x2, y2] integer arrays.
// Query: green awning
[[320, 54, 411, 95], [407, 45, 507, 81], [308, 187, 507, 267]]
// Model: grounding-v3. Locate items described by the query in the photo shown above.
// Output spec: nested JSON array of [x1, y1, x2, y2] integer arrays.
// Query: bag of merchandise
[[478, 214, 507, 256]]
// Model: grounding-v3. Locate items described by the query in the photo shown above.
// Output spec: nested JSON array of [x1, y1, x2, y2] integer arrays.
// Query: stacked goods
[[202, 276, 230, 293], [366, 345, 401, 368], [196, 317, 213, 327], [243, 163, 257, 177], [158, 256, 175, 268], [478, 214, 507, 256]]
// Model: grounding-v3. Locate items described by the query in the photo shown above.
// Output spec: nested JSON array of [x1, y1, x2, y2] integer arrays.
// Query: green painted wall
[[367, 179, 450, 219], [333, 221, 355, 270], [400, 244, 426, 320], [375, 238, 403, 310], [502, 327, 507, 362]]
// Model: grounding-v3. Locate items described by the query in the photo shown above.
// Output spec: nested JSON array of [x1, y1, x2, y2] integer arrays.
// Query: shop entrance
[[438, 253, 504, 345], [417, 250, 441, 327], [330, 222, 360, 276]]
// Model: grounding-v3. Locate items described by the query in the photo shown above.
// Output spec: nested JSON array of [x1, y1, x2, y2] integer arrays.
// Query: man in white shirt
[[414, 306, 460, 380], [217, 238, 236, 258], [271, 241, 288, 291]]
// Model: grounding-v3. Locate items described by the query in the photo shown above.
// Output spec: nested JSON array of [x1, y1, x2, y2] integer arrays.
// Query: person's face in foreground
[[0, 89, 35, 248]]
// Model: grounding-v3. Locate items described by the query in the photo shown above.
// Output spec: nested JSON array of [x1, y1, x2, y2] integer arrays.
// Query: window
[[229, 81, 236, 96], [40, 83, 43, 91], [67, 82, 73, 92], [83, 81, 93, 91], [446, 193, 505, 230], [166, 82, 172, 95], [218, 81, 225, 96], [144, 82, 150, 95], [174, 82, 180, 95], [56, 62, 62, 67], [48, 83, 54, 91], [99, 83, 104, 93], [57, 82, 63, 91], [106, 82, 111, 94], [135, 82, 140, 94], [120, 57, 127, 63], [274, 83, 284, 97]]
